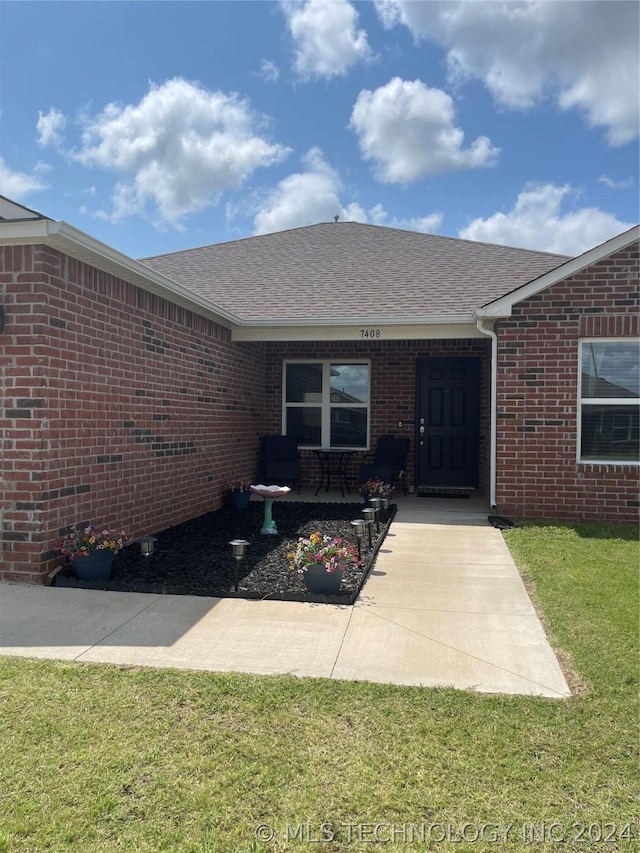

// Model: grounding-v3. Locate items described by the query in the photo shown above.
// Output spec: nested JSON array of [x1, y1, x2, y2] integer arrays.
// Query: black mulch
[[54, 500, 395, 605]]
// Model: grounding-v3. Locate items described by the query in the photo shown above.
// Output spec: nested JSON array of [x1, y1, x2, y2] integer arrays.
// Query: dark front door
[[416, 357, 480, 488]]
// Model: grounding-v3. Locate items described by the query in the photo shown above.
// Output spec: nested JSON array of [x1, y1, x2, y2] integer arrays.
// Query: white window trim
[[577, 337, 640, 465], [282, 359, 371, 450]]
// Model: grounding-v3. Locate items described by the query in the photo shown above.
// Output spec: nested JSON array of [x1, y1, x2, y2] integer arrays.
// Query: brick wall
[[495, 244, 639, 522], [264, 339, 490, 494], [0, 245, 266, 583]]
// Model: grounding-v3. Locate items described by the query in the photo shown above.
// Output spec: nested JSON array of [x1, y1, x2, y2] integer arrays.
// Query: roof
[[2, 195, 635, 338], [0, 195, 47, 221], [141, 222, 570, 323]]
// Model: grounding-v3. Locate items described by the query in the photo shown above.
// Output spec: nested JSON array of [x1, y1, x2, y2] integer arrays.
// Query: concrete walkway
[[0, 495, 570, 698]]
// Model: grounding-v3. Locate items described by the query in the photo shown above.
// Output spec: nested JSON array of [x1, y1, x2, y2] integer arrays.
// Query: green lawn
[[0, 522, 638, 852]]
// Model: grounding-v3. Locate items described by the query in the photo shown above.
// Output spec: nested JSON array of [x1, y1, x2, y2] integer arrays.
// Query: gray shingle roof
[[140, 222, 570, 322]]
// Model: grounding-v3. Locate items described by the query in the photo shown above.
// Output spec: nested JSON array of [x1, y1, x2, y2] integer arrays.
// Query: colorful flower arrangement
[[56, 525, 128, 561], [361, 477, 393, 498], [287, 532, 361, 574], [228, 479, 252, 493]]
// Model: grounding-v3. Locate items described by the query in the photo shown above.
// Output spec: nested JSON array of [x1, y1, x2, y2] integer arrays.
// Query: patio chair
[[358, 434, 410, 495], [260, 435, 301, 492]]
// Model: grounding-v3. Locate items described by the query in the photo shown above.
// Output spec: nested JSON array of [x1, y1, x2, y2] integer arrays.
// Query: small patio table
[[312, 449, 354, 497]]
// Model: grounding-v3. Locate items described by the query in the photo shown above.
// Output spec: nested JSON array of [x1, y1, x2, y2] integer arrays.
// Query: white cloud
[[367, 202, 443, 233], [37, 108, 66, 147], [459, 183, 634, 255], [73, 77, 290, 224], [376, 0, 639, 146], [350, 77, 499, 183], [599, 174, 634, 191], [282, 0, 372, 79], [258, 59, 280, 82], [252, 147, 442, 235], [253, 147, 346, 233], [0, 157, 49, 199]]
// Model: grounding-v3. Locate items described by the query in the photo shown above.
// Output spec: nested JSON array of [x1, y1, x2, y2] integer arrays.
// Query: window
[[579, 340, 639, 463], [284, 361, 370, 448]]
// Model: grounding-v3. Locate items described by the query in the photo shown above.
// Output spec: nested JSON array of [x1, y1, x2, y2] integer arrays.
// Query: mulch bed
[[54, 500, 395, 605]]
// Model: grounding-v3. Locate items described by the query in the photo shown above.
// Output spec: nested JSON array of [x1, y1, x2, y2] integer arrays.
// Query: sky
[[0, 0, 638, 261]]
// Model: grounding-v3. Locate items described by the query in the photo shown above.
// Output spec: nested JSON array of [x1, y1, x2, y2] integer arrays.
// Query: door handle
[[419, 425, 425, 436]]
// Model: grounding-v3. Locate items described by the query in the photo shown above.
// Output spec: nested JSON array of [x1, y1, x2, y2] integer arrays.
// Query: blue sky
[[1, 0, 638, 259]]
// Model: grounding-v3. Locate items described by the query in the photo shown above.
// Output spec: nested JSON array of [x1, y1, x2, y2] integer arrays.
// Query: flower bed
[[55, 501, 395, 604]]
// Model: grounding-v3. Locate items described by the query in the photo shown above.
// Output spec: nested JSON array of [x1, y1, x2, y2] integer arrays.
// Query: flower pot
[[303, 564, 344, 595], [72, 549, 114, 581], [230, 490, 251, 511]]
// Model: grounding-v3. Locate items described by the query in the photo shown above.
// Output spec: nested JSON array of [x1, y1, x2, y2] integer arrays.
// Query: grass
[[0, 521, 638, 852]]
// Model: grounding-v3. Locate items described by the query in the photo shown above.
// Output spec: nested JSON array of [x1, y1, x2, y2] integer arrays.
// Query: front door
[[415, 357, 480, 489]]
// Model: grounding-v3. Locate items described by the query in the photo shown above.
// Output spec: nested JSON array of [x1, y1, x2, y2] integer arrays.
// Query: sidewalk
[[0, 495, 570, 697]]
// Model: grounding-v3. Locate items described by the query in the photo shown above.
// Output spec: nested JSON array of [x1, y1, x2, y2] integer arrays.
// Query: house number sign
[[360, 328, 382, 339]]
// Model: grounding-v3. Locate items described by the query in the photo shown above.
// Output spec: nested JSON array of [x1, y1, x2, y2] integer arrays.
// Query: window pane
[[581, 404, 640, 461], [582, 342, 639, 398], [329, 364, 369, 404], [286, 363, 322, 403], [330, 407, 368, 448], [286, 407, 321, 446]]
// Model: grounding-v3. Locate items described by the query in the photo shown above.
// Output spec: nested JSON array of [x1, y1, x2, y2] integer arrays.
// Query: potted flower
[[360, 477, 393, 503], [228, 479, 252, 511], [287, 531, 361, 595], [56, 524, 128, 580]]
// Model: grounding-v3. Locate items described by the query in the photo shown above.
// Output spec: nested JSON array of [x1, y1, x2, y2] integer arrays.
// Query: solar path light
[[229, 539, 250, 592]]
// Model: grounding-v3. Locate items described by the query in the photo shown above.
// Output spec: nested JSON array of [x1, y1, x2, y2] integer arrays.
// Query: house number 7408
[[360, 329, 381, 338]]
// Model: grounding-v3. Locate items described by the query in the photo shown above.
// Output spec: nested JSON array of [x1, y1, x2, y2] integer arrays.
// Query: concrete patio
[[0, 493, 570, 698]]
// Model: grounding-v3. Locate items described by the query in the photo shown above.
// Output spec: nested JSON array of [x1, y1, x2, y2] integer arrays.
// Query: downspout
[[475, 317, 498, 510]]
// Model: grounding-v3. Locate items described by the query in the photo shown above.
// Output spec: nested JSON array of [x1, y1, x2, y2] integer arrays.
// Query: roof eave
[[236, 313, 475, 327], [476, 225, 640, 319], [0, 218, 243, 329]]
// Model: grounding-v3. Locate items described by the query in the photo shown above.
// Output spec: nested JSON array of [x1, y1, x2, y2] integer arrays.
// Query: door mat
[[416, 487, 473, 499]]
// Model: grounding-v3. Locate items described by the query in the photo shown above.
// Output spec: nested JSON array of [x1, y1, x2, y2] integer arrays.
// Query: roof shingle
[[141, 222, 570, 322]]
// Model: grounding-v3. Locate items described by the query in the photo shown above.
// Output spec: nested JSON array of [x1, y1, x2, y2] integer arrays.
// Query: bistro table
[[312, 449, 355, 497]]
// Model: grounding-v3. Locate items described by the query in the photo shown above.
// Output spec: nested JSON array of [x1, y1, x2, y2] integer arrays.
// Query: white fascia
[[232, 319, 483, 342], [0, 218, 243, 329], [475, 225, 640, 319]]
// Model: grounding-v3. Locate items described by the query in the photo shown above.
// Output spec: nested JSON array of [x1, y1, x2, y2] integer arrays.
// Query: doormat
[[417, 492, 470, 499], [417, 487, 473, 499]]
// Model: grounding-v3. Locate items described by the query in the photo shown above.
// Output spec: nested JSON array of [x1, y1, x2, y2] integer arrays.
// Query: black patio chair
[[358, 434, 410, 495], [260, 435, 301, 492]]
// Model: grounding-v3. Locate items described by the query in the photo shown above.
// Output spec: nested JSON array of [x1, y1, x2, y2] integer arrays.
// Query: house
[[1, 194, 638, 584]]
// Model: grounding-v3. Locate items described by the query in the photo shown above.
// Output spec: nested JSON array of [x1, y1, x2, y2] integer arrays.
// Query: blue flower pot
[[73, 549, 114, 581], [230, 490, 251, 511]]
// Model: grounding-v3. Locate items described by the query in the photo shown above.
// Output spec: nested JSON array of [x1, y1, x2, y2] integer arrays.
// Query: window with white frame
[[579, 339, 639, 463], [284, 361, 370, 449]]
